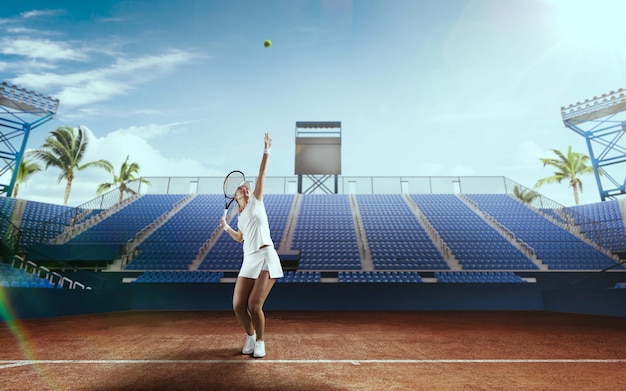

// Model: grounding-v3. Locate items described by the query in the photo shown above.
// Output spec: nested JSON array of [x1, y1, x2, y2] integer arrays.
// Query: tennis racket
[[222, 170, 246, 219]]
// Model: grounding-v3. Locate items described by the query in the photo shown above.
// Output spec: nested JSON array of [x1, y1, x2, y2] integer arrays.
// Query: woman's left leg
[[248, 270, 276, 341], [233, 277, 256, 335]]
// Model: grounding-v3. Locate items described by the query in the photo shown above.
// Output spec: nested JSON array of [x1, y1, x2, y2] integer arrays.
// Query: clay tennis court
[[1, 310, 625, 390]]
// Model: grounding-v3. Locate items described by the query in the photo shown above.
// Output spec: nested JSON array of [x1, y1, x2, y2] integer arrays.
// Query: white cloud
[[0, 38, 86, 61], [114, 121, 201, 140], [6, 27, 38, 34], [21, 9, 65, 19], [17, 124, 223, 206], [95, 16, 128, 23], [12, 49, 198, 107], [128, 108, 162, 116], [5, 26, 64, 37], [57, 80, 132, 106], [113, 50, 197, 74]]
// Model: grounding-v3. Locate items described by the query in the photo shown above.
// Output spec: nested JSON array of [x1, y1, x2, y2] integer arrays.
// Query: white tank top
[[238, 195, 274, 255]]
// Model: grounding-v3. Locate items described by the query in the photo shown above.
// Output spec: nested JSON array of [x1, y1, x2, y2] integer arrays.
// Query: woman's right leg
[[247, 270, 276, 341], [233, 276, 255, 335]]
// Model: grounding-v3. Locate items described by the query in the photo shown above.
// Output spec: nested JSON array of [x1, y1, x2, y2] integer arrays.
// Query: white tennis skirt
[[238, 246, 284, 279]]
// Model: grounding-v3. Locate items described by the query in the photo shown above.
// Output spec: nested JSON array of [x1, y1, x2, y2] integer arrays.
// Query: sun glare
[[546, 0, 626, 53]]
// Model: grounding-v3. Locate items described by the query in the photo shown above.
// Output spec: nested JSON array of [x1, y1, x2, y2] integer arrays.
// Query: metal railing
[[139, 175, 519, 195]]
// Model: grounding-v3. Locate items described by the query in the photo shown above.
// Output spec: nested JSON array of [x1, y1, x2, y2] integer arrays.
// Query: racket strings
[[224, 173, 245, 198]]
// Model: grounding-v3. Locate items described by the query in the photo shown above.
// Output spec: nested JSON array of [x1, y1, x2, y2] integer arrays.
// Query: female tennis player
[[219, 132, 283, 358]]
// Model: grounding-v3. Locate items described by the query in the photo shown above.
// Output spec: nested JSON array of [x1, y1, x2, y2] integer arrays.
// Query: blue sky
[[2, 0, 626, 206]]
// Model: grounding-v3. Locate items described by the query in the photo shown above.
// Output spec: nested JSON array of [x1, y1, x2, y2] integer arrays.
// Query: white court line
[[0, 359, 625, 368], [0, 362, 35, 369]]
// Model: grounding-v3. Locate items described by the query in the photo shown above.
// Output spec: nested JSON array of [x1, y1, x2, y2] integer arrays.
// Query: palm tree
[[12, 157, 42, 198], [97, 155, 151, 202], [512, 185, 539, 205], [30, 125, 113, 205], [535, 145, 595, 205]]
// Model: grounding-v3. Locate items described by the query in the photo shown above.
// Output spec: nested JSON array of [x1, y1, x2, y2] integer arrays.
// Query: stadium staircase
[[465, 194, 620, 269], [190, 202, 240, 271], [112, 194, 195, 270], [356, 194, 450, 271], [349, 194, 374, 271], [411, 194, 539, 270], [564, 200, 626, 257], [457, 194, 548, 270], [402, 194, 460, 270], [277, 194, 302, 251], [532, 201, 616, 259], [53, 194, 141, 244], [9, 199, 27, 228]]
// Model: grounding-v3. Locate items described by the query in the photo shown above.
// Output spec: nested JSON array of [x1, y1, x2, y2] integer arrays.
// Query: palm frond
[[536, 145, 595, 205]]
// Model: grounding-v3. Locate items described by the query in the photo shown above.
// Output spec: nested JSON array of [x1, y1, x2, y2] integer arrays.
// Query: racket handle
[[222, 209, 228, 219]]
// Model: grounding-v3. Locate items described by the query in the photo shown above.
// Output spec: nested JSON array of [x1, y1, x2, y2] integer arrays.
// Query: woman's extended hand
[[264, 132, 272, 149]]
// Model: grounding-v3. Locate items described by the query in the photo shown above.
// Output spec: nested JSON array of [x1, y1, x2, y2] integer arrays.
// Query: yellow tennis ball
[[264, 39, 272, 48]]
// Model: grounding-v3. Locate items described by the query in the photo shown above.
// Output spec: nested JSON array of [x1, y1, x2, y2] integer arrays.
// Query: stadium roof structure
[[0, 82, 59, 198], [561, 88, 626, 201]]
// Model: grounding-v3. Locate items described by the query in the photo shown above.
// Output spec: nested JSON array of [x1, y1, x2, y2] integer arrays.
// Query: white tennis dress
[[237, 195, 284, 279]]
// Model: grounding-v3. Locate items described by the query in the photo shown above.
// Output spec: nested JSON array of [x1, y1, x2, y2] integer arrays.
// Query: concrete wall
[[3, 277, 625, 319]]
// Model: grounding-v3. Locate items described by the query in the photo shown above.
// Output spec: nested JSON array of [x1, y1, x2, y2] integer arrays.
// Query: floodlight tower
[[0, 82, 59, 197], [561, 88, 626, 201], [294, 121, 342, 194]]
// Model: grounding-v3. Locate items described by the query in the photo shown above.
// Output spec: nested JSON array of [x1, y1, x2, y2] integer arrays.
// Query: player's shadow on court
[[88, 346, 344, 391], [174, 347, 250, 361], [85, 348, 241, 391]]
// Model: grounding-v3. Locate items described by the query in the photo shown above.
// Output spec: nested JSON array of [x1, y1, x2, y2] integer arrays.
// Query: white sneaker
[[253, 340, 266, 358], [242, 333, 256, 355]]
